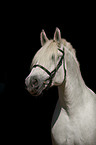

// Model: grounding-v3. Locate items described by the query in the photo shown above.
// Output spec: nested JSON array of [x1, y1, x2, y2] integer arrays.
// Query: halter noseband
[[32, 47, 66, 90]]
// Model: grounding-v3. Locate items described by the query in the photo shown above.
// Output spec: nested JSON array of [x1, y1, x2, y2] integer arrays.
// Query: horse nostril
[[33, 79, 38, 86], [30, 77, 38, 87]]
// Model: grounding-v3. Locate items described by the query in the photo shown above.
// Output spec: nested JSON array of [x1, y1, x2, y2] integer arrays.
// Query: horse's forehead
[[41, 40, 58, 54], [32, 40, 58, 65]]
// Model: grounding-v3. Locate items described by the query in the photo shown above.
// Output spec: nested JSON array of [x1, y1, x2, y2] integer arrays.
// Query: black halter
[[32, 47, 66, 90]]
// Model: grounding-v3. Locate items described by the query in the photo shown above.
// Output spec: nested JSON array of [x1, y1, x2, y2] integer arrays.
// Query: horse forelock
[[30, 40, 58, 69]]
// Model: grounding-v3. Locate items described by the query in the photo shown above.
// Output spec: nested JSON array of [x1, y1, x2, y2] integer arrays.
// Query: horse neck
[[58, 47, 86, 115]]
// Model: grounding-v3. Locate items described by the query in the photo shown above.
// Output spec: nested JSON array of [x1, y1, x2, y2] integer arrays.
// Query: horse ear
[[40, 30, 49, 46], [54, 27, 61, 42]]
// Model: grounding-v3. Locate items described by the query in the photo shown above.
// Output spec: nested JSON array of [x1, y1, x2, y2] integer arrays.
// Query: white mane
[[61, 39, 80, 67], [61, 39, 76, 56]]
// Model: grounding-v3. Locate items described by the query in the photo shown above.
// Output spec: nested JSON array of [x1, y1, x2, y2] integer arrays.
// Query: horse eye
[[52, 54, 55, 61]]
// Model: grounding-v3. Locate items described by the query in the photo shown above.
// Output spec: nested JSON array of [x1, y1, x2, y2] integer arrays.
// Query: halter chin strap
[[32, 46, 66, 90]]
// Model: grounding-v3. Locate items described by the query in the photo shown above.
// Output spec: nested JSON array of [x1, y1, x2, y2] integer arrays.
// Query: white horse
[[25, 28, 96, 145]]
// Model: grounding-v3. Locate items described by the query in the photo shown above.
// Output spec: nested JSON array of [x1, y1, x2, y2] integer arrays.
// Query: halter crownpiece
[[32, 45, 66, 90]]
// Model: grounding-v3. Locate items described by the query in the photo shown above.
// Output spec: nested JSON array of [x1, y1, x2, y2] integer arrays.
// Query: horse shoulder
[[51, 88, 96, 145], [51, 101, 74, 145]]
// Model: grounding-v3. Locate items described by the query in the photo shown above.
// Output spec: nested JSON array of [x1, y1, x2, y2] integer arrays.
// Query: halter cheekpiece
[[32, 46, 66, 90]]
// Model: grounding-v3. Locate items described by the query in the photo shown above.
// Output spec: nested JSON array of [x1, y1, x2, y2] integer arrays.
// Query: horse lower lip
[[27, 83, 46, 96], [33, 84, 45, 96], [30, 87, 40, 95], [31, 89, 41, 96]]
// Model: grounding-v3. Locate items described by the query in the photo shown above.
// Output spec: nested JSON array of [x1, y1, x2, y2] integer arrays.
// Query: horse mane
[[61, 38, 80, 67], [61, 39, 76, 57]]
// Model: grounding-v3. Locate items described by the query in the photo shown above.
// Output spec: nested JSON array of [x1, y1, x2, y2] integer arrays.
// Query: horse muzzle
[[25, 75, 50, 96]]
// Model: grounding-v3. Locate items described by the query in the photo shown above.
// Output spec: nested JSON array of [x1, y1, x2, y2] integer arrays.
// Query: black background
[[1, 3, 96, 144]]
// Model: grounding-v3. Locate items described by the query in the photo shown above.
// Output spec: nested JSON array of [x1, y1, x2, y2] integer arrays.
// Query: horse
[[25, 28, 96, 145]]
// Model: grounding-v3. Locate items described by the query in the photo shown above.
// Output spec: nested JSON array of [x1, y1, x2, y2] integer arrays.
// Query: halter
[[32, 46, 66, 90]]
